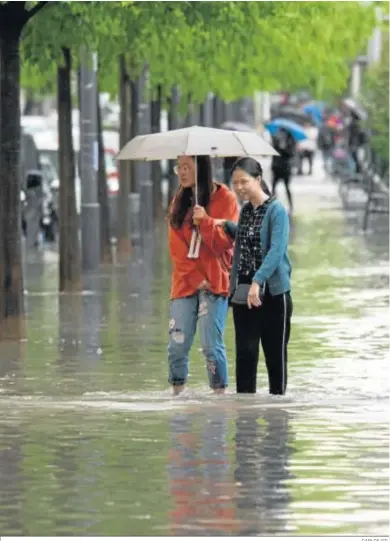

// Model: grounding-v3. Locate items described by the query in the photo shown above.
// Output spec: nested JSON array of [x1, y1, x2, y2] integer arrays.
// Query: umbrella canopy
[[220, 121, 255, 132], [265, 118, 308, 142], [302, 102, 325, 125], [271, 107, 317, 127], [342, 98, 367, 121], [116, 125, 278, 161]]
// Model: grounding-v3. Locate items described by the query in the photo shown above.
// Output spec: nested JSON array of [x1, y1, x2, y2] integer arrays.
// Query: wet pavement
[[0, 159, 389, 535]]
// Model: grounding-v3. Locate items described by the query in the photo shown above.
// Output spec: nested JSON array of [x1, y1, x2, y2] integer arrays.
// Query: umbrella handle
[[193, 155, 199, 225], [187, 227, 201, 259], [188, 229, 197, 258], [194, 156, 198, 206]]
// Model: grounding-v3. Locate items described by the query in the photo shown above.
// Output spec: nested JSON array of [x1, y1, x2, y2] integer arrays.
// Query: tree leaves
[[20, 1, 378, 102]]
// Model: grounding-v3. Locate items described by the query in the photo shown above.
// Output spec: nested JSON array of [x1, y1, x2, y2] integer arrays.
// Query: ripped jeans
[[168, 291, 229, 389]]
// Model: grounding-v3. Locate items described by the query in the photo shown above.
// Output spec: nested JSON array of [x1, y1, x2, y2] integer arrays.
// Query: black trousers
[[232, 291, 293, 394], [272, 171, 293, 210], [297, 150, 313, 175]]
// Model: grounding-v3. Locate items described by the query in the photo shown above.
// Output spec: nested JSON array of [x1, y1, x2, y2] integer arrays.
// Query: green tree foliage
[[20, 1, 377, 104]]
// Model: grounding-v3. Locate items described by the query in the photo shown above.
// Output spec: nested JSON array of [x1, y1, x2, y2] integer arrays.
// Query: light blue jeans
[[168, 291, 229, 389]]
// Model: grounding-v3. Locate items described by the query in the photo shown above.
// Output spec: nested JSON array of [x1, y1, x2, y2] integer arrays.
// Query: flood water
[[0, 169, 389, 536]]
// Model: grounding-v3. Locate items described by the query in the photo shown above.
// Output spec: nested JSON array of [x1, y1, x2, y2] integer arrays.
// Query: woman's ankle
[[172, 384, 185, 396]]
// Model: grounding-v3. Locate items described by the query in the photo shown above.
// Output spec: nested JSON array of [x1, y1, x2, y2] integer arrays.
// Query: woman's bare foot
[[172, 384, 185, 396], [213, 387, 226, 395]]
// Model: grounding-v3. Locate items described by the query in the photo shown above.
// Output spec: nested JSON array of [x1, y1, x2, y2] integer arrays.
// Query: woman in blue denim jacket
[[221, 157, 293, 395]]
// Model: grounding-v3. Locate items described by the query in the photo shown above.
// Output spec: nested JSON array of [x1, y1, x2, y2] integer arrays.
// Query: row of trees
[[0, 1, 379, 339]]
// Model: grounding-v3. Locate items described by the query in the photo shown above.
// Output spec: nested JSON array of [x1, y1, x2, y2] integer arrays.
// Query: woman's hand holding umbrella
[[193, 205, 207, 224], [188, 205, 206, 259]]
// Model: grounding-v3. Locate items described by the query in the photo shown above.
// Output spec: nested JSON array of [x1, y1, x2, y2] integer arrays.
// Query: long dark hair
[[169, 155, 213, 229], [231, 157, 271, 195]]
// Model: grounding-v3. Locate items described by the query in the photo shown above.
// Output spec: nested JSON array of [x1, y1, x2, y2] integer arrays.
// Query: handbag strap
[[266, 206, 273, 252]]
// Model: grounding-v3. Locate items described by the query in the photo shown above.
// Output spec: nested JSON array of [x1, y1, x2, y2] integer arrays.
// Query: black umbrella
[[342, 98, 367, 121], [271, 107, 316, 127], [220, 121, 255, 132]]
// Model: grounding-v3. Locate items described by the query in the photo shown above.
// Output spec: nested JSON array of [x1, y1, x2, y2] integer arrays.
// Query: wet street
[[0, 162, 389, 536]]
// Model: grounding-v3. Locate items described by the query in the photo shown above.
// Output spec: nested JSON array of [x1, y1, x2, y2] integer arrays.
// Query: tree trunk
[[116, 54, 131, 259], [167, 86, 179, 206], [0, 2, 49, 340], [0, 26, 26, 340], [199, 102, 205, 126], [184, 93, 193, 127], [96, 85, 112, 264], [58, 47, 81, 292], [213, 96, 225, 128], [151, 85, 162, 219], [130, 77, 138, 193], [76, 67, 82, 176]]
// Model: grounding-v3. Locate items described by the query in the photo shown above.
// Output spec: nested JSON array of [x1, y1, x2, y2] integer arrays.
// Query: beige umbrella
[[117, 125, 278, 258], [116, 125, 278, 161]]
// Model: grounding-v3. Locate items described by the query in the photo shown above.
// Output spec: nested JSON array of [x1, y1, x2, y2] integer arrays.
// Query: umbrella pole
[[188, 156, 201, 259], [193, 156, 201, 258], [194, 156, 198, 205]]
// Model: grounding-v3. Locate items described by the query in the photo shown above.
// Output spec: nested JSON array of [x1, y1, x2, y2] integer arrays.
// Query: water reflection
[[0, 423, 23, 535], [51, 430, 80, 535], [0, 341, 26, 382], [167, 408, 238, 535], [234, 408, 293, 535], [58, 294, 83, 377], [167, 406, 295, 536], [82, 275, 103, 358]]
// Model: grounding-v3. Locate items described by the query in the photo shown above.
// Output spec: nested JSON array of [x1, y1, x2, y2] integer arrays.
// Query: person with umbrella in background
[[168, 155, 239, 395], [271, 128, 296, 213], [342, 98, 368, 174], [347, 112, 366, 174], [318, 114, 337, 173]]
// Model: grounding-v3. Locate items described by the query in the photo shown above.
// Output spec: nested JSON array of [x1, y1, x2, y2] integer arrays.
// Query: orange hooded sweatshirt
[[169, 183, 239, 299]]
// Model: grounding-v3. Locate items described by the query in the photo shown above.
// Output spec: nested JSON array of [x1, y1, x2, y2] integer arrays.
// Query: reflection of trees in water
[[57, 274, 105, 387], [51, 430, 80, 534], [167, 409, 239, 536], [51, 426, 104, 535], [0, 341, 26, 383], [81, 275, 103, 365], [55, 277, 106, 527], [0, 343, 25, 533], [57, 294, 84, 379], [234, 408, 293, 535], [0, 424, 23, 534]]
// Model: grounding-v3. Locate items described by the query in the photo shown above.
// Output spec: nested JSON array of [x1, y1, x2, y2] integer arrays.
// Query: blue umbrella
[[265, 118, 308, 142], [303, 101, 325, 125]]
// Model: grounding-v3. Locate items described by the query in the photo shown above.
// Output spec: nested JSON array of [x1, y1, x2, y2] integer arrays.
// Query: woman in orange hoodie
[[168, 155, 239, 395]]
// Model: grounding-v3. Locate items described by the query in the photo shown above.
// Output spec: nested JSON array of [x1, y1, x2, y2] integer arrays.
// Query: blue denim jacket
[[225, 199, 292, 296]]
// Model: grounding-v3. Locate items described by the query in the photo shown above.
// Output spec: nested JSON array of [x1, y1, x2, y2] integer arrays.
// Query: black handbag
[[230, 282, 266, 305]]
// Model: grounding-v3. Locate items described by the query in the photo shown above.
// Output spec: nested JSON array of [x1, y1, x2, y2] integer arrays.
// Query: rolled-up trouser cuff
[[169, 378, 186, 386]]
